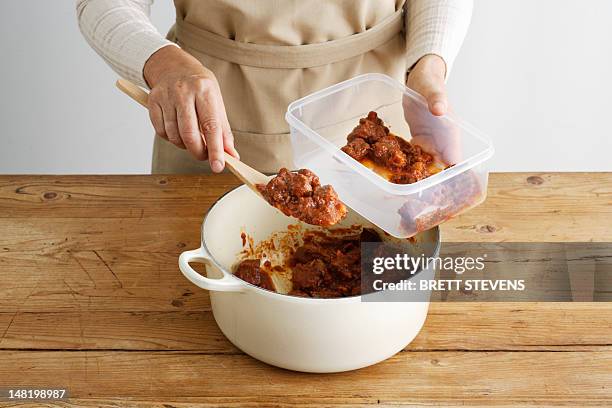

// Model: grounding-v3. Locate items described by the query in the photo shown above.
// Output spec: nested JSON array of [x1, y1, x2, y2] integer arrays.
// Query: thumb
[[424, 82, 448, 117], [407, 55, 448, 116]]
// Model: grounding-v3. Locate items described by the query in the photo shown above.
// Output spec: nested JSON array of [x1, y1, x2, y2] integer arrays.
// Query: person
[[77, 0, 472, 174]]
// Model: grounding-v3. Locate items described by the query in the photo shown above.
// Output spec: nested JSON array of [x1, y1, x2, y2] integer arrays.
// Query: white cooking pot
[[178, 185, 440, 373]]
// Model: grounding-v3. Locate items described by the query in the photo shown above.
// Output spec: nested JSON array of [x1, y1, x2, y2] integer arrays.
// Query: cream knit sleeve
[[76, 0, 178, 88], [405, 0, 474, 78]]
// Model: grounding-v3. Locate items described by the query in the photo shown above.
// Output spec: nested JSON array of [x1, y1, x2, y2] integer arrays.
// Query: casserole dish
[[178, 184, 440, 372]]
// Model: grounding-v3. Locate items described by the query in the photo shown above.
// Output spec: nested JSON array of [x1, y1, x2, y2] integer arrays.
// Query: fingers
[[161, 103, 185, 149], [177, 98, 207, 160], [425, 87, 448, 117], [196, 91, 225, 173], [223, 125, 240, 159], [148, 102, 166, 139], [412, 75, 447, 117], [219, 99, 239, 159], [148, 88, 169, 142], [195, 80, 239, 170], [148, 71, 239, 166]]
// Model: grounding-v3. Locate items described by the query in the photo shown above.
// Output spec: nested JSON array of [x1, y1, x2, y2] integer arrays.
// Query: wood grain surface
[[0, 173, 611, 407]]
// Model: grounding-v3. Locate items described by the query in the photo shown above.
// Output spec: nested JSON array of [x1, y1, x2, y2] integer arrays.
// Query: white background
[[1, 0, 611, 174]]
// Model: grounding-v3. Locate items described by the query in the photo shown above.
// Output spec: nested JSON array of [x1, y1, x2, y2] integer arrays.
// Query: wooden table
[[0, 173, 611, 407]]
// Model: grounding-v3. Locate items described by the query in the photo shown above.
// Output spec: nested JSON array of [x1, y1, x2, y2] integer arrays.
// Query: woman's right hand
[[143, 45, 239, 173]]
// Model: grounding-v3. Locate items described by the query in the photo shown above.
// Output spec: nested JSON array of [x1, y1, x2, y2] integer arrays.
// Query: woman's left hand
[[404, 54, 461, 164]]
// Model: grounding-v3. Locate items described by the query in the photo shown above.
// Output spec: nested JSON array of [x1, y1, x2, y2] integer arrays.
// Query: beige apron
[[152, 0, 408, 174]]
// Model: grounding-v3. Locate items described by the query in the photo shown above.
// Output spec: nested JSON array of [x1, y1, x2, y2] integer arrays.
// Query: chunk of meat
[[389, 162, 428, 184], [330, 247, 360, 279], [233, 259, 275, 291], [341, 137, 370, 161], [372, 135, 408, 169], [341, 111, 441, 183], [347, 111, 390, 144], [287, 228, 381, 297], [405, 144, 434, 165], [291, 259, 326, 291], [257, 168, 347, 227]]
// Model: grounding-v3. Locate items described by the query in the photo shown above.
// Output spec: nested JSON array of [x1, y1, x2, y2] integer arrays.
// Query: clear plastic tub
[[285, 73, 494, 238]]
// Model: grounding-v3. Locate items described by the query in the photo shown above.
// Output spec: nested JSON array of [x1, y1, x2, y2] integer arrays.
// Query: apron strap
[[175, 8, 404, 69]]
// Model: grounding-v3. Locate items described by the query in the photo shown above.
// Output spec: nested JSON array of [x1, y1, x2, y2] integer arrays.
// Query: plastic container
[[285, 73, 494, 238]]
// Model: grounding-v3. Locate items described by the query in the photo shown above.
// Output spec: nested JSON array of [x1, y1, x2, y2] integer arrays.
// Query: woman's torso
[[153, 0, 407, 173]]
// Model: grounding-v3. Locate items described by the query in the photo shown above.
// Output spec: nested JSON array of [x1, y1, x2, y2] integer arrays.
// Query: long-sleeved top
[[76, 0, 473, 89]]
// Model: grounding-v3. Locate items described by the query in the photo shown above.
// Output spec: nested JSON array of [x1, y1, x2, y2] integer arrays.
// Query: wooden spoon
[[115, 79, 269, 194]]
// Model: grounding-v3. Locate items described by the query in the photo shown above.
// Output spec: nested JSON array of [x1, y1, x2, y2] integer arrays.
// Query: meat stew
[[341, 111, 482, 234], [341, 111, 446, 184], [233, 226, 383, 298], [257, 168, 347, 227]]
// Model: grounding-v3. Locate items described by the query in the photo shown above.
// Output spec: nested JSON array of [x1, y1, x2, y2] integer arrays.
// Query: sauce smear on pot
[[257, 168, 347, 227]]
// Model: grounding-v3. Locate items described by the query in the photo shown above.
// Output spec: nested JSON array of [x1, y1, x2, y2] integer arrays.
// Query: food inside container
[[232, 222, 419, 299], [338, 110, 484, 233], [233, 224, 377, 298], [341, 111, 447, 184], [286, 73, 494, 238]]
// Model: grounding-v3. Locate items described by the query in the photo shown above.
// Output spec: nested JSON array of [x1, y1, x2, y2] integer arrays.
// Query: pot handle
[[178, 247, 244, 292]]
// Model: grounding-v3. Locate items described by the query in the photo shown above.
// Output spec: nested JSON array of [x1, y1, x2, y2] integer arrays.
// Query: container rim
[[285, 73, 495, 195]]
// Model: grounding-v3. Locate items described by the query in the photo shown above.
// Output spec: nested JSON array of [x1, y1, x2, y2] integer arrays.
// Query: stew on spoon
[[257, 168, 347, 227]]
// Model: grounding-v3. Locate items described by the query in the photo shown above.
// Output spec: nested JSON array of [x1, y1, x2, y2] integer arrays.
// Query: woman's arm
[[76, 0, 237, 171], [76, 0, 177, 88], [404, 0, 473, 116], [405, 0, 473, 78]]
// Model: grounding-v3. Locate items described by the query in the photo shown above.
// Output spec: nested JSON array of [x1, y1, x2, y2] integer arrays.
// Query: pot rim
[[200, 184, 441, 303]]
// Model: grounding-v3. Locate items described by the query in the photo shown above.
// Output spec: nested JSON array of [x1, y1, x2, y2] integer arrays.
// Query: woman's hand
[[404, 54, 461, 164], [143, 45, 239, 173], [406, 54, 448, 116]]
